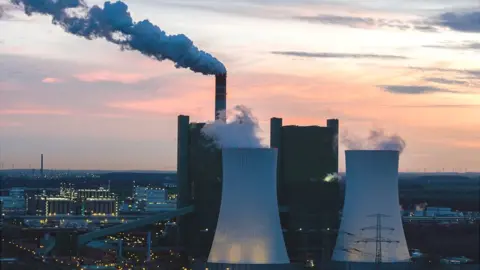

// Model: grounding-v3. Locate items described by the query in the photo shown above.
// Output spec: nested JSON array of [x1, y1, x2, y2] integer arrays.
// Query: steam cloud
[[201, 105, 266, 149], [342, 129, 406, 153], [10, 0, 226, 75]]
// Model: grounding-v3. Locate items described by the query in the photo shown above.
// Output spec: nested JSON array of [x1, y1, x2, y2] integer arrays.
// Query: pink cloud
[[0, 121, 23, 127], [74, 71, 154, 84], [0, 109, 71, 115], [87, 113, 131, 119], [42, 77, 63, 83]]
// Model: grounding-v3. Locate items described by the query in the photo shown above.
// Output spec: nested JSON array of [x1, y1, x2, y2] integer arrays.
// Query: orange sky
[[0, 0, 479, 171]]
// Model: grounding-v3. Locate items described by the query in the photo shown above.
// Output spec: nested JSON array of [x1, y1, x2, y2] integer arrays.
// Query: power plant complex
[[175, 73, 413, 270], [0, 72, 414, 270]]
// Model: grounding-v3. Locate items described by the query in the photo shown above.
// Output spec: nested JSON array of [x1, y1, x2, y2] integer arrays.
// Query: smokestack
[[40, 154, 44, 177], [215, 73, 227, 120]]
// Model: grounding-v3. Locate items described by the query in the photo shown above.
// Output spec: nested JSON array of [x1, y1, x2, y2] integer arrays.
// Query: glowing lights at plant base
[[208, 148, 289, 265], [332, 150, 410, 263]]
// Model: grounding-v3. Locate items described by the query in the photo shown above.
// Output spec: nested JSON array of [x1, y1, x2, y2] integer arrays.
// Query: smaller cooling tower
[[332, 150, 410, 263], [207, 148, 290, 269]]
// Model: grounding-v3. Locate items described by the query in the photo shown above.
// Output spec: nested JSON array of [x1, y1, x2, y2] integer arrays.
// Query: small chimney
[[40, 154, 44, 177], [215, 73, 227, 121]]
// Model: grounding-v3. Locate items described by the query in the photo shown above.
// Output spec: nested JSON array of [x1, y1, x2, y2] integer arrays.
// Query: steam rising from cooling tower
[[342, 129, 406, 153], [10, 0, 225, 75], [201, 105, 266, 149]]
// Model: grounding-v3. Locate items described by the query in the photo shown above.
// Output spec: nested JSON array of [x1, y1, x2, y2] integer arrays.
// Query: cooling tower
[[215, 73, 227, 120], [332, 150, 410, 263], [207, 148, 290, 269]]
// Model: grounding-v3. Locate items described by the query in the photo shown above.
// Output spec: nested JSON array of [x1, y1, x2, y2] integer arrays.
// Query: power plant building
[[177, 116, 223, 258], [270, 117, 341, 264]]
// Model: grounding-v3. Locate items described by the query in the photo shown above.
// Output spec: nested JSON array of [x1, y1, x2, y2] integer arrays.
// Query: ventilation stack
[[332, 150, 410, 266], [215, 73, 227, 121], [207, 148, 292, 269]]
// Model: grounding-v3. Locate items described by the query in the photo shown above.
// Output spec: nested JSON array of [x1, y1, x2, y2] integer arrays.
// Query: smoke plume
[[342, 129, 406, 153], [201, 105, 266, 149], [10, 0, 226, 75]]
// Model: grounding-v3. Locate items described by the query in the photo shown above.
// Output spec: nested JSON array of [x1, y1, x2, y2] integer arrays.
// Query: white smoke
[[201, 105, 266, 149], [342, 129, 406, 153]]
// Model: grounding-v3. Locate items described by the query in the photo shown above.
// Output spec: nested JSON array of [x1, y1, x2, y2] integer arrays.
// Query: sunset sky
[[1, 0, 479, 172]]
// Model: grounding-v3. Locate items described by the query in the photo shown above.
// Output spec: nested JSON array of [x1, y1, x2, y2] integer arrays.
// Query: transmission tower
[[355, 214, 399, 266]]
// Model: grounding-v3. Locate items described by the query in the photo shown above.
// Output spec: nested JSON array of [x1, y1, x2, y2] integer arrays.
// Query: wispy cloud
[[271, 51, 408, 60], [378, 85, 459, 94], [42, 77, 63, 83], [408, 66, 480, 79], [424, 77, 468, 85], [436, 11, 480, 33], [0, 121, 23, 127], [394, 104, 480, 108], [0, 108, 71, 115], [423, 41, 480, 50], [294, 14, 439, 32], [74, 71, 155, 84]]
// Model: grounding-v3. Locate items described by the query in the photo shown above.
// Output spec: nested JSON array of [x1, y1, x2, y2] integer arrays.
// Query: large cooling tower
[[208, 148, 290, 268], [332, 150, 410, 263]]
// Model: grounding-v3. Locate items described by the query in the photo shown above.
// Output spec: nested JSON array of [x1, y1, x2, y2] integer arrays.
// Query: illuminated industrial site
[[1, 0, 479, 269]]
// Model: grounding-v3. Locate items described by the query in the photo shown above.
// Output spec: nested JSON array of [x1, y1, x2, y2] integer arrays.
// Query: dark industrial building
[[177, 116, 223, 259], [270, 117, 341, 264], [177, 113, 341, 264]]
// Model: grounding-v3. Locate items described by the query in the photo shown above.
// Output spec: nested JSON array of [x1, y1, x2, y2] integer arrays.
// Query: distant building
[[27, 195, 74, 215], [133, 186, 174, 212], [83, 198, 117, 216], [270, 117, 341, 264], [77, 187, 111, 200], [0, 188, 26, 214]]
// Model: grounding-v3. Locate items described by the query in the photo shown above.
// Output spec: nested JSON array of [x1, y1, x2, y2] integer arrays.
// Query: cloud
[[294, 14, 439, 32], [408, 66, 480, 79], [271, 51, 408, 60], [394, 104, 480, 108], [423, 41, 480, 50], [42, 77, 63, 83], [436, 11, 480, 33], [378, 85, 459, 94], [0, 108, 71, 115], [74, 71, 155, 84], [0, 121, 23, 127], [424, 77, 468, 85]]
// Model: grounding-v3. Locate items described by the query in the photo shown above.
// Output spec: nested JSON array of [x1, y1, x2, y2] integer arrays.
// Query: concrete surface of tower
[[332, 150, 410, 264], [270, 117, 341, 264], [207, 148, 291, 269]]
